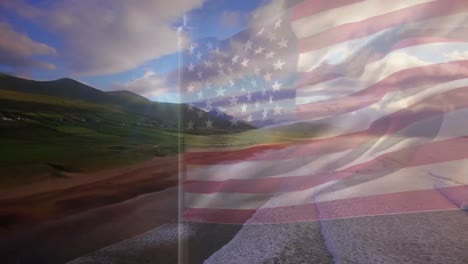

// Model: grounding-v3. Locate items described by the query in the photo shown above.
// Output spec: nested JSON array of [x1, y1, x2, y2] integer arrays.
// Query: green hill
[[0, 73, 253, 189]]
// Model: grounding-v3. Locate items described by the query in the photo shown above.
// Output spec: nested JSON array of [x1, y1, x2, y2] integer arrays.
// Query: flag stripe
[[295, 0, 467, 54], [185, 185, 468, 224]]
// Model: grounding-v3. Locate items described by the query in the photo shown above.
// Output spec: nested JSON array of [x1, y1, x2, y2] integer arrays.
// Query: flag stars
[[266, 51, 275, 59], [229, 80, 235, 87], [196, 51, 202, 60], [244, 40, 253, 51], [187, 83, 195, 93], [241, 58, 249, 68], [264, 72, 272, 82], [203, 60, 213, 68], [241, 103, 248, 113], [187, 102, 194, 111], [205, 80, 212, 89], [229, 96, 238, 106], [206, 42, 213, 50], [230, 118, 238, 127], [187, 120, 194, 129], [246, 91, 252, 101], [197, 110, 204, 118], [278, 39, 288, 48], [188, 44, 196, 54], [268, 32, 276, 42], [216, 87, 226, 97], [269, 94, 274, 104], [205, 119, 213, 129], [274, 18, 282, 29], [274, 104, 283, 115], [272, 81, 282, 92], [254, 67, 261, 75], [257, 27, 264, 36], [262, 108, 268, 119], [197, 70, 203, 79], [246, 115, 253, 123], [255, 100, 260, 109], [232, 54, 239, 64], [273, 59, 285, 70], [254, 46, 265, 55], [187, 63, 195, 72], [197, 90, 204, 99]]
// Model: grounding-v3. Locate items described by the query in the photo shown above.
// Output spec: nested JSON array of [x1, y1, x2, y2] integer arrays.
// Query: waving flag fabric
[[181, 0, 468, 224]]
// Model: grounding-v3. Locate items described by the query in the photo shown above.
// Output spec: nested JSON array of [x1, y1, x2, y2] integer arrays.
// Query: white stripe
[[186, 158, 468, 209], [187, 80, 468, 182], [296, 12, 468, 73], [297, 42, 468, 103], [291, 0, 434, 39]]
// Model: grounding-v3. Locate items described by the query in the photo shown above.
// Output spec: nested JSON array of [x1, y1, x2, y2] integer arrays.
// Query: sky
[[0, 0, 289, 103]]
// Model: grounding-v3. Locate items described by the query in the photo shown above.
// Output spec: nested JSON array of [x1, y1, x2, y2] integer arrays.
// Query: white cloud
[[2, 0, 205, 76], [0, 21, 56, 71], [114, 70, 171, 98]]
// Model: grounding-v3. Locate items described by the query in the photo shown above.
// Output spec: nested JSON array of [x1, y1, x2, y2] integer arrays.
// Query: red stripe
[[297, 60, 468, 120], [185, 65, 468, 167], [185, 136, 468, 194], [290, 0, 363, 21], [298, 0, 467, 53], [185, 185, 468, 224], [298, 33, 468, 87]]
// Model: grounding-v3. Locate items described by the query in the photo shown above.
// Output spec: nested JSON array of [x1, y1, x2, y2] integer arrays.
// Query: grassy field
[[0, 87, 313, 190]]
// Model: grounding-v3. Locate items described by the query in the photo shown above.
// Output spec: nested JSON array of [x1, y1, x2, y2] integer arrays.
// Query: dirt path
[[0, 155, 179, 234]]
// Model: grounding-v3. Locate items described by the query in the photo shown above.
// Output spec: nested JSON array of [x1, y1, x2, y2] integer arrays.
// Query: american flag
[[181, 0, 468, 225]]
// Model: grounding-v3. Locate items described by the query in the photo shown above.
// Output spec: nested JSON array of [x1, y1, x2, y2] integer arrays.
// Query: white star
[[197, 110, 204, 118], [268, 32, 276, 42], [187, 120, 194, 129], [266, 51, 275, 59], [205, 99, 212, 110], [216, 87, 226, 97], [246, 115, 253, 123], [205, 119, 213, 129], [246, 91, 252, 101], [262, 88, 267, 96], [205, 80, 212, 89], [262, 108, 268, 120], [206, 42, 213, 50], [187, 63, 195, 72], [232, 54, 239, 64], [215, 47, 220, 54], [227, 66, 233, 73], [244, 40, 253, 50], [197, 90, 204, 99], [251, 80, 257, 87], [187, 102, 194, 111], [278, 39, 288, 48], [264, 72, 272, 82], [196, 51, 202, 60], [273, 59, 285, 70], [269, 94, 274, 104], [230, 118, 238, 126], [186, 83, 195, 93], [203, 60, 213, 68], [229, 96, 238, 106], [255, 100, 260, 109], [240, 88, 247, 93], [254, 46, 264, 55], [188, 44, 196, 54], [229, 80, 235, 87], [254, 67, 261, 75], [197, 71, 203, 79], [272, 80, 282, 92], [274, 18, 282, 29], [257, 27, 264, 36], [241, 103, 248, 113], [217, 61, 224, 68], [241, 58, 249, 68], [217, 69, 226, 76], [274, 104, 283, 115], [217, 107, 226, 117]]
